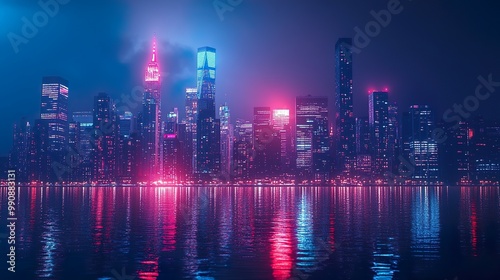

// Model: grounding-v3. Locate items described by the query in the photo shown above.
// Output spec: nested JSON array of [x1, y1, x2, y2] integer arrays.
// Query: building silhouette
[[369, 91, 389, 177], [253, 107, 280, 179], [40, 76, 69, 181], [9, 118, 30, 182], [92, 92, 118, 183], [163, 110, 183, 182], [335, 38, 356, 176], [233, 120, 253, 181], [72, 111, 93, 182], [355, 117, 371, 177]]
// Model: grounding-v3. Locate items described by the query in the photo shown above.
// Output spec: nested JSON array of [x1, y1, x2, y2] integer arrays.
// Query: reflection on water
[[0, 186, 500, 279], [411, 187, 440, 276]]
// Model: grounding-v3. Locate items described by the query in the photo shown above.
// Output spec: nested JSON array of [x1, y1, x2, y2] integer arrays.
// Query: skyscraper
[[40, 76, 69, 181], [388, 102, 400, 173], [273, 109, 293, 174], [141, 37, 162, 181], [9, 118, 30, 182], [163, 109, 182, 182], [253, 107, 280, 179], [185, 87, 198, 176], [41, 76, 69, 152], [68, 121, 80, 181], [469, 118, 500, 183], [196, 47, 220, 179], [404, 105, 439, 182], [72, 111, 93, 182], [355, 117, 372, 177], [219, 103, 233, 180], [29, 119, 50, 182], [93, 92, 118, 183], [335, 38, 356, 176], [296, 95, 330, 180], [369, 91, 389, 177], [455, 121, 471, 183], [233, 119, 253, 181], [438, 120, 470, 184], [117, 111, 133, 182], [119, 111, 133, 138]]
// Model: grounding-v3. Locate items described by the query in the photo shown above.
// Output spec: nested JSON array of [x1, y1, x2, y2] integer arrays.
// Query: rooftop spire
[[145, 35, 160, 83], [151, 35, 157, 62]]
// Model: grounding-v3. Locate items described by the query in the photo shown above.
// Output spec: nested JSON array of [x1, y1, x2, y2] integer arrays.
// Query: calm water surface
[[1, 186, 500, 279]]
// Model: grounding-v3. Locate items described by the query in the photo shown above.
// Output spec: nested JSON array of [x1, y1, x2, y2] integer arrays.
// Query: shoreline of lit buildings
[[3, 37, 500, 187]]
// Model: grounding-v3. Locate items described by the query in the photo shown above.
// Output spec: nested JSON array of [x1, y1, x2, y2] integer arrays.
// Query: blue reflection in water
[[371, 237, 400, 280], [295, 191, 316, 273], [411, 187, 440, 266], [181, 188, 201, 277], [37, 209, 61, 278], [218, 188, 233, 264], [1, 186, 499, 279]]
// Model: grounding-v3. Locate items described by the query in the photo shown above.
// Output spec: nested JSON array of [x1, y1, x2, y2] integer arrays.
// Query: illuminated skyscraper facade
[[163, 109, 182, 181], [141, 37, 162, 181], [41, 76, 69, 153], [196, 47, 220, 179], [93, 92, 118, 182], [273, 109, 293, 174], [72, 111, 93, 182], [38, 76, 69, 181], [335, 38, 356, 176], [185, 87, 198, 176], [117, 111, 133, 182], [253, 107, 280, 179], [388, 102, 400, 173], [369, 91, 389, 177], [469, 119, 500, 182], [296, 95, 329, 180], [455, 122, 471, 182], [233, 120, 253, 181], [220, 103, 233, 180], [355, 117, 372, 177], [404, 105, 439, 182], [68, 121, 80, 181]]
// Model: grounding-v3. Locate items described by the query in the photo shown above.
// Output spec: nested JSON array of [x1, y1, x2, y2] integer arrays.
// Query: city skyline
[[2, 2, 500, 279], [2, 1, 500, 156], [4, 34, 500, 185]]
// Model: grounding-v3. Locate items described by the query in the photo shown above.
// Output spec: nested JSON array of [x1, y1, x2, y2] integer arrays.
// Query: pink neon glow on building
[[145, 36, 160, 82], [142, 36, 162, 182]]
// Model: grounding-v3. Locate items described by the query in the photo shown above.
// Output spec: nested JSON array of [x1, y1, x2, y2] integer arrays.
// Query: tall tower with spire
[[196, 47, 220, 179], [140, 36, 162, 181]]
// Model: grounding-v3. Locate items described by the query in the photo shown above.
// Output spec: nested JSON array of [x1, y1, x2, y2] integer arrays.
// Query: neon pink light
[[145, 36, 160, 82]]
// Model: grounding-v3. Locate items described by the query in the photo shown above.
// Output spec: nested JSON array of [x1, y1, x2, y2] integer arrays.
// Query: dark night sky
[[1, 0, 499, 155]]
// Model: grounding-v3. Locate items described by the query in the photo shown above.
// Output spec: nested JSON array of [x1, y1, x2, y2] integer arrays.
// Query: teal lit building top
[[197, 47, 216, 100]]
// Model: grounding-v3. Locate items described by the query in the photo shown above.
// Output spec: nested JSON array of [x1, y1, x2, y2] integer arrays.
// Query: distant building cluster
[[5, 38, 500, 185]]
